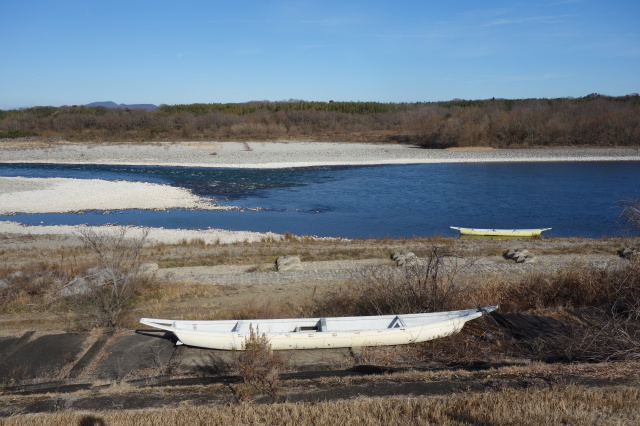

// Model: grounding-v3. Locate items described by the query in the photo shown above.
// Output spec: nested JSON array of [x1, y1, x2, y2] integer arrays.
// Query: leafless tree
[[621, 197, 640, 233], [62, 226, 151, 328]]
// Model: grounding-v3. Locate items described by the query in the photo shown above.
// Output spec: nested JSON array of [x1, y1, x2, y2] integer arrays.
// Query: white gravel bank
[[0, 176, 221, 214], [1, 141, 639, 168]]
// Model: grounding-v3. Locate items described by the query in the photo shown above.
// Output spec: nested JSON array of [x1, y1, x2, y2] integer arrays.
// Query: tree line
[[1, 95, 639, 148]]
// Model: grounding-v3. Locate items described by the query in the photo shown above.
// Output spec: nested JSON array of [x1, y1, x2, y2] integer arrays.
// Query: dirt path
[[157, 254, 624, 286]]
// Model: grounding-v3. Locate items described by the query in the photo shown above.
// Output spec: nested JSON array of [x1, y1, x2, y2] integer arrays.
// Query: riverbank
[[2, 141, 640, 168], [2, 232, 640, 422]]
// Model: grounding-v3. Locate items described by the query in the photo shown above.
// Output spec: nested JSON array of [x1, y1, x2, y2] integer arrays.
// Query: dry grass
[[305, 244, 472, 317], [3, 236, 640, 359], [472, 258, 640, 313], [3, 385, 639, 425], [1, 234, 633, 270]]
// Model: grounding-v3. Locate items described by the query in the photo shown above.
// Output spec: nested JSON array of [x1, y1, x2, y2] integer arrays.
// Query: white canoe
[[450, 226, 551, 237], [140, 305, 498, 350]]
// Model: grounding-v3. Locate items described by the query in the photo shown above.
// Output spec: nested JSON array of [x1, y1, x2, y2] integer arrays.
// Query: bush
[[310, 244, 468, 317], [55, 226, 154, 329], [621, 197, 640, 235], [467, 258, 640, 362], [230, 325, 282, 403]]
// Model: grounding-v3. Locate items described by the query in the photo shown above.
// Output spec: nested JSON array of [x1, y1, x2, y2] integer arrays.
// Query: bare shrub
[[0, 268, 66, 313], [496, 265, 611, 312], [470, 259, 640, 362], [55, 226, 154, 329], [229, 325, 282, 403], [311, 244, 468, 316], [562, 258, 640, 361], [562, 315, 640, 362], [620, 197, 640, 234], [494, 259, 640, 314]]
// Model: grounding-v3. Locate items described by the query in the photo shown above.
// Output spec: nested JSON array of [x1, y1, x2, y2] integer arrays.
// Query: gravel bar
[[1, 142, 639, 169]]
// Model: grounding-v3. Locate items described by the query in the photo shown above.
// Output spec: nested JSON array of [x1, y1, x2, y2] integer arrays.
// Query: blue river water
[[1, 162, 639, 238]]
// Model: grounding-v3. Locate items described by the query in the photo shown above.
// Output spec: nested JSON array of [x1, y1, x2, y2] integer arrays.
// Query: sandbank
[[0, 221, 282, 245], [0, 176, 223, 214]]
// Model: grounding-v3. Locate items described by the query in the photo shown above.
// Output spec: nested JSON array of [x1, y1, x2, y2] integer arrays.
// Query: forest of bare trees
[[1, 95, 639, 148]]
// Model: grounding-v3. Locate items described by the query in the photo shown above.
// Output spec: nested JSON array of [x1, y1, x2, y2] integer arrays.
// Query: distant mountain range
[[85, 101, 158, 111]]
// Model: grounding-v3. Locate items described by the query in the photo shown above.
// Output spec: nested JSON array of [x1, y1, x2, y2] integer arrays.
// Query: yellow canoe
[[450, 226, 551, 237]]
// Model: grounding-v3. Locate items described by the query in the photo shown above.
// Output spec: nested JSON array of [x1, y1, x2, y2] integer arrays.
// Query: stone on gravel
[[85, 268, 113, 285], [140, 262, 159, 274], [60, 276, 91, 296], [276, 255, 303, 271], [59, 268, 117, 297], [618, 247, 638, 260], [391, 250, 417, 266], [503, 249, 517, 259], [503, 248, 534, 264]]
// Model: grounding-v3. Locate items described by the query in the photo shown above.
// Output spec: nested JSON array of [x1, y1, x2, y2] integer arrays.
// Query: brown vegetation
[[2, 95, 639, 147], [4, 385, 639, 425], [621, 197, 640, 233], [3, 236, 640, 421], [300, 242, 640, 365], [230, 325, 283, 403], [309, 245, 468, 317]]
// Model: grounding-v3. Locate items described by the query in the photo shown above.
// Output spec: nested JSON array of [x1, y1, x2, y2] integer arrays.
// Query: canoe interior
[[141, 306, 498, 335]]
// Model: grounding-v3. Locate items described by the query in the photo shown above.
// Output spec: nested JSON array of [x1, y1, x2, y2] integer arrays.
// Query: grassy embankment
[[2, 234, 640, 423], [2, 235, 639, 359]]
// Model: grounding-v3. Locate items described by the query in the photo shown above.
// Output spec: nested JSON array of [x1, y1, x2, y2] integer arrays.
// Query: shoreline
[[0, 220, 283, 245]]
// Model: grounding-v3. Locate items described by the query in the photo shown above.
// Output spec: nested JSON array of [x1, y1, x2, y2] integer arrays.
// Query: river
[[1, 162, 638, 238]]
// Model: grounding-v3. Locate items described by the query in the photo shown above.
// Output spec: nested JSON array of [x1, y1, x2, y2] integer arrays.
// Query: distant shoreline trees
[[1, 94, 639, 148]]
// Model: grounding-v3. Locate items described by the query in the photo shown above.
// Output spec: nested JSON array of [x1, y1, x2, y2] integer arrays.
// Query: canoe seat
[[389, 315, 407, 329], [294, 319, 327, 333], [319, 318, 327, 332]]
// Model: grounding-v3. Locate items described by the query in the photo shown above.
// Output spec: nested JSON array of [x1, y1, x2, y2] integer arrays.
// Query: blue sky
[[1, 0, 638, 109]]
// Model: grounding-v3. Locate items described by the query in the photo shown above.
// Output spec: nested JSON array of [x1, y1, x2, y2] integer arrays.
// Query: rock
[[140, 262, 159, 274], [85, 268, 113, 285], [60, 265, 155, 297], [391, 250, 418, 267], [60, 276, 91, 296], [60, 268, 111, 296], [0, 279, 8, 289], [618, 247, 638, 260], [504, 248, 534, 264], [503, 249, 517, 259], [276, 255, 302, 271]]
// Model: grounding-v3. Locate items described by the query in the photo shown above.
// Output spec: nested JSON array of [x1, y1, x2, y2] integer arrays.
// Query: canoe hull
[[140, 306, 497, 350], [157, 321, 462, 350], [450, 226, 551, 237]]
